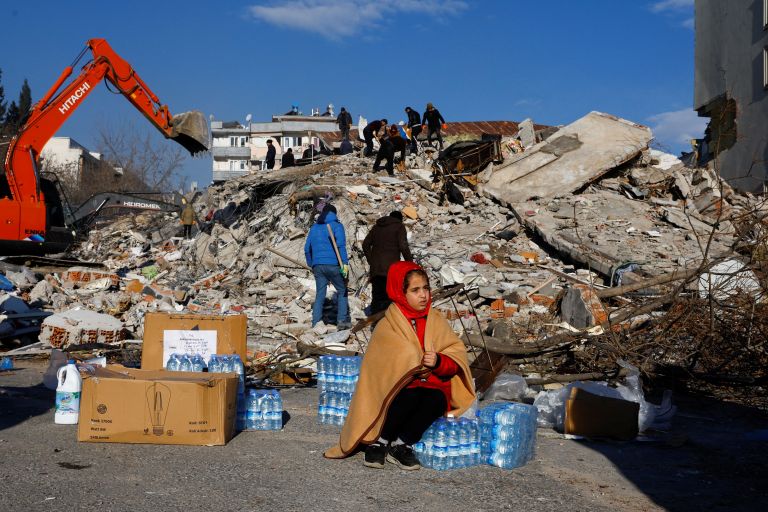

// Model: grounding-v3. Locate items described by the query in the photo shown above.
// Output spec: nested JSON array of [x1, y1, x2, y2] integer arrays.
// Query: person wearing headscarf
[[324, 261, 475, 470]]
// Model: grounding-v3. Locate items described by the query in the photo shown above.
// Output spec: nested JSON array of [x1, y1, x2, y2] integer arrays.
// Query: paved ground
[[1, 360, 766, 512]]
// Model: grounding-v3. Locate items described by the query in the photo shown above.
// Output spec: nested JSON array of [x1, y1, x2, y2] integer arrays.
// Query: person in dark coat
[[282, 148, 295, 168], [405, 106, 422, 153], [266, 139, 276, 169], [373, 129, 395, 175], [422, 103, 445, 150], [388, 125, 407, 166], [363, 119, 388, 157], [337, 107, 353, 141], [362, 210, 413, 314]]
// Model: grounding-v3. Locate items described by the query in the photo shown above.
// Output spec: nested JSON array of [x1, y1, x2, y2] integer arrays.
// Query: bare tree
[[94, 121, 188, 192]]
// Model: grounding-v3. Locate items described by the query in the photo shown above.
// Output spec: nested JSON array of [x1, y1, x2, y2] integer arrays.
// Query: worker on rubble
[[388, 124, 407, 167], [265, 139, 276, 170], [304, 203, 351, 330], [324, 261, 475, 470], [404, 106, 422, 153], [372, 127, 395, 175], [362, 118, 388, 157], [422, 103, 446, 150], [362, 210, 413, 314], [282, 148, 295, 168], [336, 107, 353, 141], [180, 202, 197, 239]]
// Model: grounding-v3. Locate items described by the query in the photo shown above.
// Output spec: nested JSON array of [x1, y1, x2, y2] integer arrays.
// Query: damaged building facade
[[211, 109, 339, 182], [695, 0, 768, 192]]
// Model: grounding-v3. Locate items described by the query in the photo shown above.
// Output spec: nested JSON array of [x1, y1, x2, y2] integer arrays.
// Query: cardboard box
[[141, 312, 247, 370], [565, 387, 639, 441], [78, 365, 237, 445]]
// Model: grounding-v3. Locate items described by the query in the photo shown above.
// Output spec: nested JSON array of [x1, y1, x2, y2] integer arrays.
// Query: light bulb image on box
[[145, 382, 171, 436]]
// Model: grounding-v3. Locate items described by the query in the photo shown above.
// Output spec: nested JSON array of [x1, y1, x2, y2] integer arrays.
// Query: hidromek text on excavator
[[0, 38, 209, 256]]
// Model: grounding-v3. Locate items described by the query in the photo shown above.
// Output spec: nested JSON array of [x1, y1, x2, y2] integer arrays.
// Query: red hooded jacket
[[386, 261, 459, 408]]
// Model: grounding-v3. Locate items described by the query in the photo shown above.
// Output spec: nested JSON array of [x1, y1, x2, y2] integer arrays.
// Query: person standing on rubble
[[372, 127, 395, 175], [388, 124, 407, 168], [422, 103, 446, 150], [362, 118, 388, 157], [304, 204, 351, 330], [265, 139, 277, 170], [337, 107, 353, 141], [405, 106, 422, 153], [324, 261, 475, 470], [362, 210, 413, 314], [282, 147, 295, 168], [180, 202, 197, 239]]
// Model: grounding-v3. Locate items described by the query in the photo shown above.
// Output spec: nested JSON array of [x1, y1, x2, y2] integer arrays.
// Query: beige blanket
[[324, 304, 475, 458]]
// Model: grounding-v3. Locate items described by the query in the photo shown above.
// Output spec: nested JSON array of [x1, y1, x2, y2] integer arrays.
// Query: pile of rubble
[[2, 110, 766, 403]]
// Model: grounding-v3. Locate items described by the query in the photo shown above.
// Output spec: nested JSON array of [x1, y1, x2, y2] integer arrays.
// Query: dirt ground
[[1, 360, 766, 512]]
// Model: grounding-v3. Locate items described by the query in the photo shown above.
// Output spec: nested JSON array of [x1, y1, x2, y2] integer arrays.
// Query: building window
[[764, 0, 768, 29], [765, 47, 768, 89]]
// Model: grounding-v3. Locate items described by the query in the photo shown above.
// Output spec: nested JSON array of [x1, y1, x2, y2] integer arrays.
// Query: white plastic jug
[[55, 360, 82, 425]]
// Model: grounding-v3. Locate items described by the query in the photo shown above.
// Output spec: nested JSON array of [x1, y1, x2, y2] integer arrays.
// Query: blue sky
[[0, 0, 702, 187]]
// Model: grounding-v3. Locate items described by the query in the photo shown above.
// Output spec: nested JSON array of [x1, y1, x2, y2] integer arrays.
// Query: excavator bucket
[[170, 111, 210, 155]]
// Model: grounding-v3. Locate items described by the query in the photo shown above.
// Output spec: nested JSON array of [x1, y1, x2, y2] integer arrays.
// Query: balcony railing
[[211, 146, 251, 158], [212, 169, 251, 182]]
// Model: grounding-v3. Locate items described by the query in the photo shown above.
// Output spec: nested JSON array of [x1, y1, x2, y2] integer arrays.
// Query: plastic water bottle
[[166, 353, 181, 371], [433, 423, 448, 470], [191, 354, 206, 372], [0, 356, 13, 371], [270, 390, 283, 429], [446, 416, 459, 469], [179, 354, 193, 372], [246, 390, 262, 430], [458, 418, 471, 468], [55, 360, 82, 425]]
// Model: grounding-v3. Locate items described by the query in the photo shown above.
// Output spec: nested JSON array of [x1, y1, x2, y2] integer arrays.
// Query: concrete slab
[[483, 112, 652, 205], [515, 190, 734, 278]]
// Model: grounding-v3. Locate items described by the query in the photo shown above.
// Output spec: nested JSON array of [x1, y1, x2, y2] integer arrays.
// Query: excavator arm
[[0, 38, 208, 252]]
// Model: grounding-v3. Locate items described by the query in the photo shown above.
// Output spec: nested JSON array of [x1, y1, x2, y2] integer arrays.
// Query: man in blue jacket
[[304, 204, 351, 329]]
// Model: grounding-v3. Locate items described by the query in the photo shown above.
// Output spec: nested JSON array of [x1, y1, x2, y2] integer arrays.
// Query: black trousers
[[410, 125, 422, 151], [340, 126, 350, 141], [373, 144, 394, 175], [183, 224, 192, 238], [427, 126, 443, 149], [381, 387, 447, 446], [369, 275, 390, 314]]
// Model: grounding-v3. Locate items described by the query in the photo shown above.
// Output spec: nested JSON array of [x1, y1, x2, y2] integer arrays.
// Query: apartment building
[[694, 0, 768, 191]]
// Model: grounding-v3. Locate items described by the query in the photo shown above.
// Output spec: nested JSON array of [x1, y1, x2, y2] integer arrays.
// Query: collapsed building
[[2, 109, 766, 406]]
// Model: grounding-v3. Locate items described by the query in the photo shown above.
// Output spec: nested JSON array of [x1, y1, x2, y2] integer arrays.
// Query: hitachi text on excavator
[[0, 38, 209, 255]]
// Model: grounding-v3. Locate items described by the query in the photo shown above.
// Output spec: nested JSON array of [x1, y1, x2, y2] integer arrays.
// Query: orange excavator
[[0, 38, 209, 255]]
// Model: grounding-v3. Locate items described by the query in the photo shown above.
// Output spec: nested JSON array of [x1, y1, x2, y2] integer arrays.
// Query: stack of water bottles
[[478, 402, 537, 469], [317, 355, 362, 426], [166, 353, 248, 430], [165, 353, 207, 372], [413, 416, 481, 470], [244, 389, 283, 430]]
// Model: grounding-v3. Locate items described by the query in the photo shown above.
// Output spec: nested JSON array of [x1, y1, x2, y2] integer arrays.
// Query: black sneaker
[[386, 444, 421, 470], [363, 443, 387, 469]]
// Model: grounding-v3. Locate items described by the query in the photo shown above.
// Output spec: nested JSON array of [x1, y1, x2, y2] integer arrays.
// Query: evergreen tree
[[17, 79, 31, 122], [0, 68, 7, 127], [5, 101, 20, 135]]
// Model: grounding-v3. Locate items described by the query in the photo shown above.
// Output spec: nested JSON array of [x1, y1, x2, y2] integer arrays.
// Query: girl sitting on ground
[[324, 261, 476, 470]]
